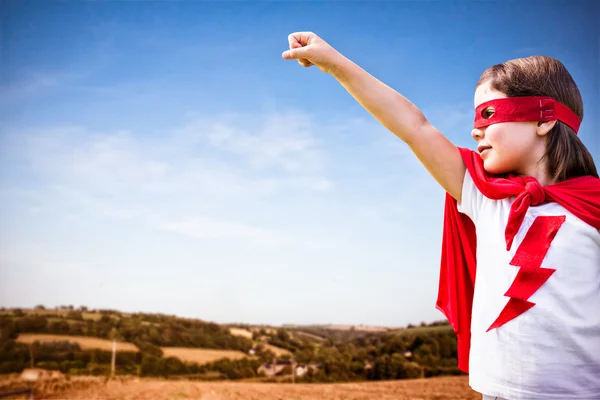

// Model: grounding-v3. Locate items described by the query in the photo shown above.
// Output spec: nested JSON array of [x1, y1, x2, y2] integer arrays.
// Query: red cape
[[436, 147, 600, 373]]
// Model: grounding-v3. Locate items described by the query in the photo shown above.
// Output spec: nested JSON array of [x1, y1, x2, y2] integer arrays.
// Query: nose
[[471, 127, 484, 141]]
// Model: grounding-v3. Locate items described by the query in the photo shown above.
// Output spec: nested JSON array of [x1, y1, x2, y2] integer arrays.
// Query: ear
[[536, 120, 557, 136]]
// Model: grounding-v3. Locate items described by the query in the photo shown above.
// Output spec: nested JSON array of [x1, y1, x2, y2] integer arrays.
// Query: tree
[[49, 320, 70, 334], [67, 311, 83, 321], [277, 328, 290, 342]]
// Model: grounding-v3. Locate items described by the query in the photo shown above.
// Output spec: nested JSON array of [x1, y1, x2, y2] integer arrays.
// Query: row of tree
[[0, 338, 272, 379], [1, 312, 253, 351], [0, 308, 462, 382]]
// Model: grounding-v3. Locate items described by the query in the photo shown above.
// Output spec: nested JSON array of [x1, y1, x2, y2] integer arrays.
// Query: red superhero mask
[[474, 96, 581, 134]]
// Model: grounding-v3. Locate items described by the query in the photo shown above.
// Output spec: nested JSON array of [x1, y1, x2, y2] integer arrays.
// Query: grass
[[228, 327, 292, 357], [390, 325, 454, 336], [323, 324, 393, 332], [159, 347, 249, 365], [16, 334, 139, 352], [228, 328, 253, 339], [260, 343, 292, 357], [1, 309, 109, 321], [293, 331, 325, 342]]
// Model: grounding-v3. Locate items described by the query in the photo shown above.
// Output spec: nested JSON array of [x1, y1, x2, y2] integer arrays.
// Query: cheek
[[485, 125, 504, 147], [486, 123, 533, 150], [501, 122, 538, 144]]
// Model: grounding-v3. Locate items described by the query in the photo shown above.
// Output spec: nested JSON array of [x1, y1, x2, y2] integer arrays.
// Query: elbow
[[404, 118, 434, 147]]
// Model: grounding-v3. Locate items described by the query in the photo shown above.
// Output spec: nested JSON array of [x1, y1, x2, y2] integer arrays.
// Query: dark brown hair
[[476, 56, 598, 182]]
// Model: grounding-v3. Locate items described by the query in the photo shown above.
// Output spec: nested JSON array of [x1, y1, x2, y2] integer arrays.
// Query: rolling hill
[[0, 306, 460, 383]]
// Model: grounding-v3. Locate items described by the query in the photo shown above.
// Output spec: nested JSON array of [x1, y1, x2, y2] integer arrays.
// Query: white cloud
[[0, 104, 471, 324], [174, 111, 324, 173], [3, 111, 337, 250], [153, 216, 287, 248]]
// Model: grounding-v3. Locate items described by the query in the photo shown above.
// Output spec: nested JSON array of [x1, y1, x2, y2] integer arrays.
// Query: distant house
[[257, 360, 320, 378], [294, 364, 318, 377], [295, 364, 308, 377], [297, 363, 320, 377], [257, 359, 293, 377], [20, 368, 63, 382]]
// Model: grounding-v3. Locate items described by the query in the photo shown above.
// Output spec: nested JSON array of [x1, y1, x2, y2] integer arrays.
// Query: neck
[[519, 160, 553, 186]]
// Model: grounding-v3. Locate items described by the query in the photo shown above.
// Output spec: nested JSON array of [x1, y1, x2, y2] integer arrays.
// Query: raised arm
[[283, 32, 466, 202]]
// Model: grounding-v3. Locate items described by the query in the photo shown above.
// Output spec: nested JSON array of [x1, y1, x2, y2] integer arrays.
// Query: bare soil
[[0, 375, 480, 400]]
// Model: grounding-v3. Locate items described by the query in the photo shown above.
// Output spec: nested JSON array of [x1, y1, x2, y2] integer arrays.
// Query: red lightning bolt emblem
[[487, 215, 566, 331]]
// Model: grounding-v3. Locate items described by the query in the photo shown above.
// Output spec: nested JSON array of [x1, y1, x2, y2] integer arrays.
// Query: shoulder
[[528, 203, 600, 239], [548, 174, 600, 232], [457, 167, 512, 224], [516, 204, 600, 268]]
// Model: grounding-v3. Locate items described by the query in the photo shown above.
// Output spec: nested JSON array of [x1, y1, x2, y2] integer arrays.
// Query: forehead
[[474, 80, 508, 108]]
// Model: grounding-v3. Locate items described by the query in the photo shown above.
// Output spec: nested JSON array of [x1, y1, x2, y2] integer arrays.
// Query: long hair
[[476, 56, 598, 182]]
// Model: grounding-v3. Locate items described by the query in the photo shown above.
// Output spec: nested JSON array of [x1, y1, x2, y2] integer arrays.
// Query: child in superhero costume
[[282, 32, 600, 400]]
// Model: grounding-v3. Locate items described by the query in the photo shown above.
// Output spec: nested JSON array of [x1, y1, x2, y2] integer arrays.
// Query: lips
[[478, 145, 492, 154]]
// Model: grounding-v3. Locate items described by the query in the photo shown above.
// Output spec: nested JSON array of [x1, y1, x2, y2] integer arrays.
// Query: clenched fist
[[282, 32, 344, 75]]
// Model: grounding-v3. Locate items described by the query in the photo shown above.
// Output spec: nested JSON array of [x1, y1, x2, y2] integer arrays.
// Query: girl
[[282, 32, 600, 400]]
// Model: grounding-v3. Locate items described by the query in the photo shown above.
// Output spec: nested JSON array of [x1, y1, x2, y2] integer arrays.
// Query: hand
[[282, 32, 343, 74]]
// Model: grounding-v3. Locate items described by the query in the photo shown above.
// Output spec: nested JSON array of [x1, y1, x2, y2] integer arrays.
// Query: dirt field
[[323, 324, 393, 332], [390, 325, 454, 336], [160, 347, 249, 365], [228, 328, 253, 339], [293, 331, 326, 341], [0, 375, 479, 400], [260, 343, 291, 357], [16, 334, 139, 352]]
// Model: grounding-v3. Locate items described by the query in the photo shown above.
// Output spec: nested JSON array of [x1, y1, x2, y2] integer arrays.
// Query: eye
[[481, 107, 495, 119]]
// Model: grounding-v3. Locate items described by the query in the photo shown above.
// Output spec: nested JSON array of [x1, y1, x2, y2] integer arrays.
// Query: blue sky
[[1, 0, 598, 327]]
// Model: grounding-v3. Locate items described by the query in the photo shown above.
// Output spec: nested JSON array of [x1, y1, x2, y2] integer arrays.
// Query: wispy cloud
[[174, 111, 325, 174], [424, 102, 475, 138], [154, 216, 286, 248], [0, 73, 59, 104], [2, 110, 338, 249]]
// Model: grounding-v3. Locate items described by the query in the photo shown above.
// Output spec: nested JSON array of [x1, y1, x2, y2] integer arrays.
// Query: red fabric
[[474, 96, 581, 133], [436, 147, 600, 373]]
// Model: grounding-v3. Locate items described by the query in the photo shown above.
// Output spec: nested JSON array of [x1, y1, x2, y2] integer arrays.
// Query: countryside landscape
[[0, 305, 478, 399], [4, 1, 590, 399]]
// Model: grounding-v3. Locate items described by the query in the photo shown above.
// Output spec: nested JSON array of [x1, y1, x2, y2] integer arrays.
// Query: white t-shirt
[[457, 170, 600, 400]]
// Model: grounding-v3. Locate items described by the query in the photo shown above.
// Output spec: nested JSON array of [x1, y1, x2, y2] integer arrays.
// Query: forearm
[[329, 54, 465, 201], [284, 32, 465, 200], [330, 56, 428, 145]]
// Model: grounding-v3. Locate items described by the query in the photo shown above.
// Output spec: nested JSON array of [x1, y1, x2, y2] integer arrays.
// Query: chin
[[482, 159, 511, 176]]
